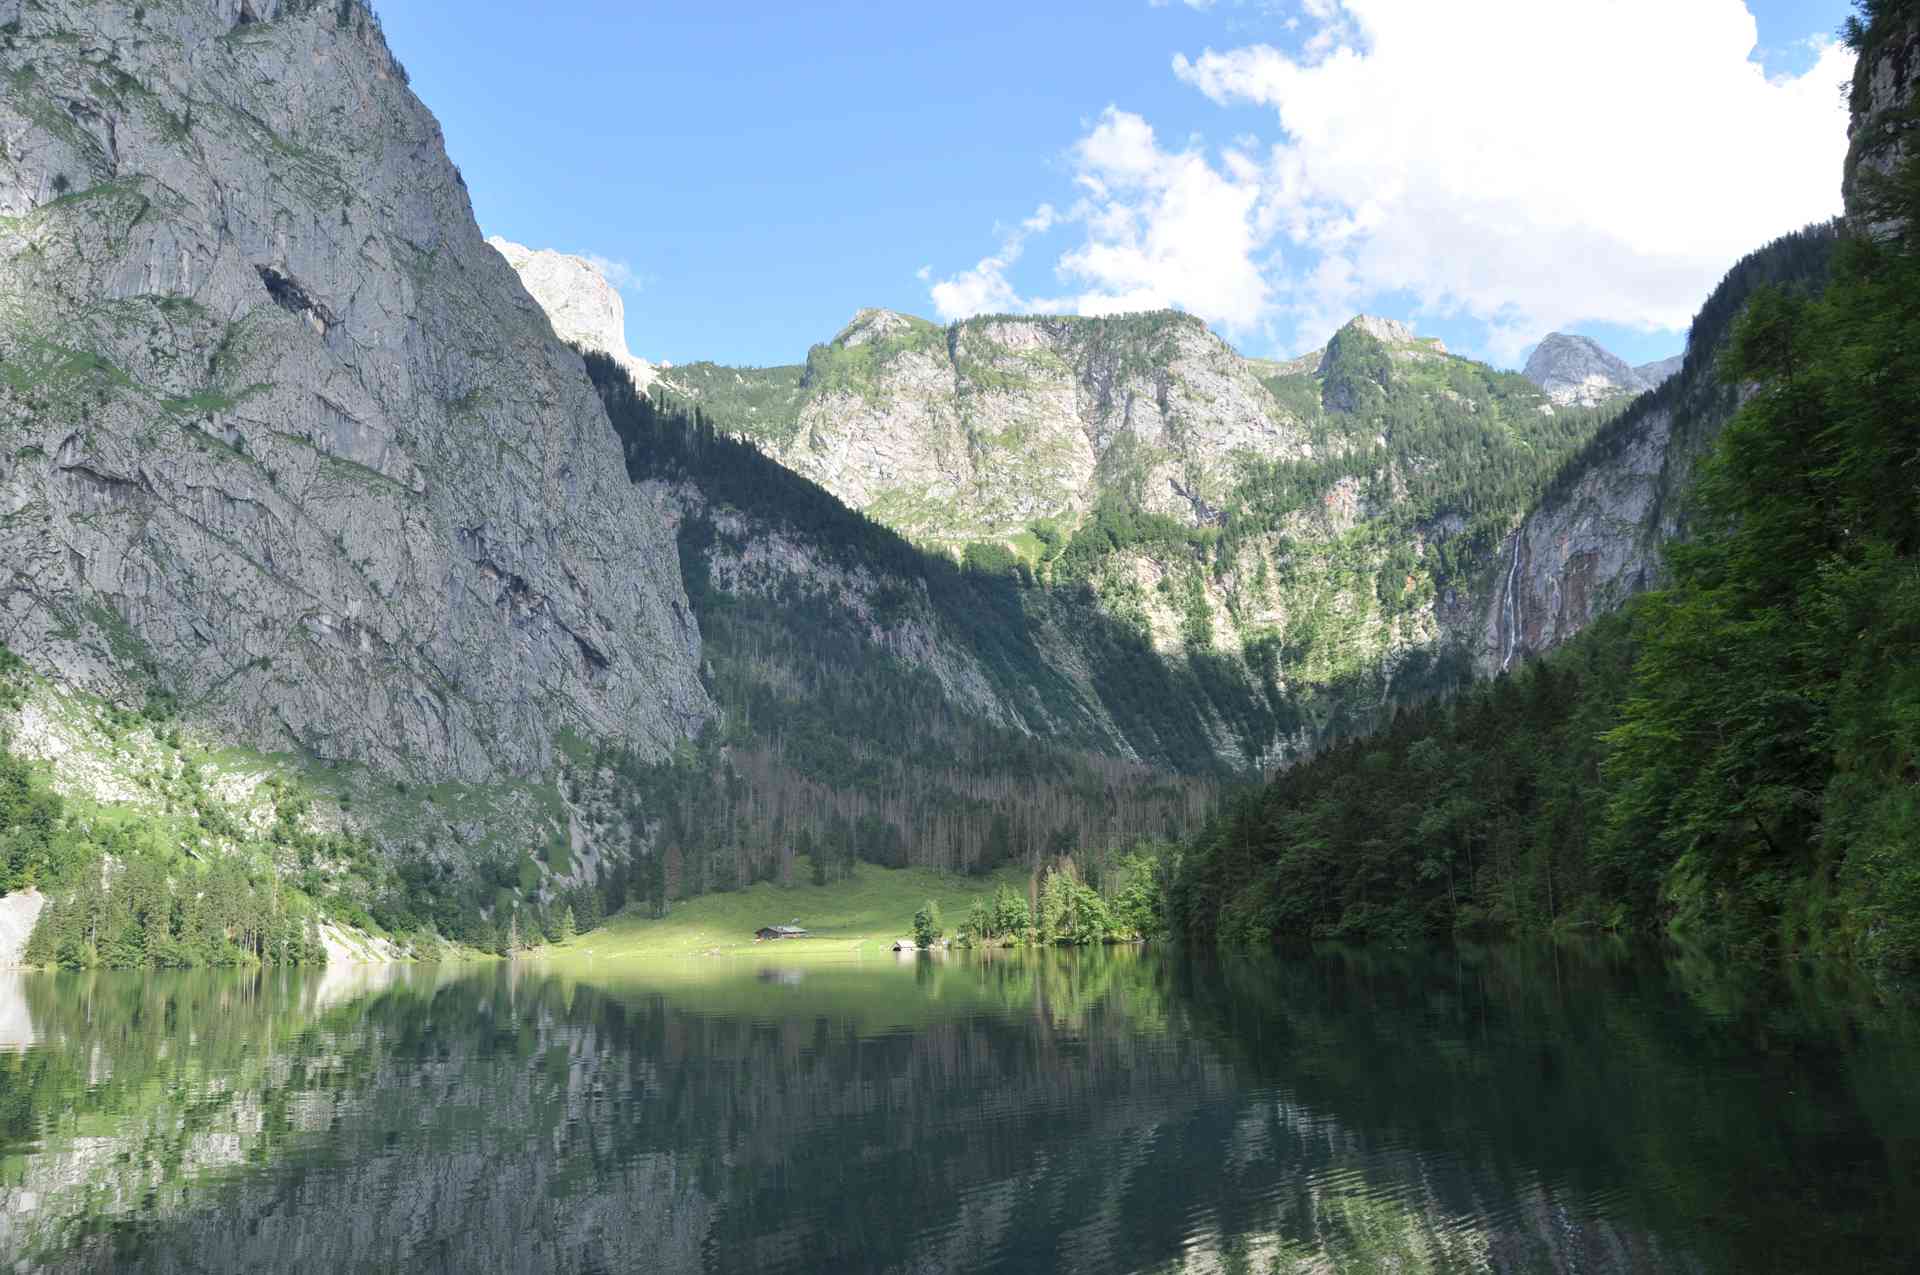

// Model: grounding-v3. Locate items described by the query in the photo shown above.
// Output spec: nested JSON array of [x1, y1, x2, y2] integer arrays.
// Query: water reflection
[[0, 974, 34, 1053], [0, 945, 1914, 1273]]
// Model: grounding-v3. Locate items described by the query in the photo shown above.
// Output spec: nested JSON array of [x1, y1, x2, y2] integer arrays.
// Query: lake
[[1, 943, 1915, 1273]]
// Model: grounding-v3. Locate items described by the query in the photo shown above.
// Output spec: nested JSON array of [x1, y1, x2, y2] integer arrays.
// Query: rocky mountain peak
[[1341, 315, 1447, 352], [1345, 315, 1413, 345], [1522, 333, 1646, 407], [1308, 316, 1447, 385], [835, 308, 930, 348], [1634, 355, 1684, 388], [489, 237, 657, 390]]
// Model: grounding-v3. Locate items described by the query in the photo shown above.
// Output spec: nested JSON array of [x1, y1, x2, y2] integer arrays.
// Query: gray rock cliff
[[1845, 4, 1920, 240], [0, 0, 709, 781], [1521, 333, 1650, 406], [1481, 224, 1838, 675], [670, 308, 1312, 545]]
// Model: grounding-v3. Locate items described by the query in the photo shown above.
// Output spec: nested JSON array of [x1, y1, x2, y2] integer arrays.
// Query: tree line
[[1166, 155, 1920, 969]]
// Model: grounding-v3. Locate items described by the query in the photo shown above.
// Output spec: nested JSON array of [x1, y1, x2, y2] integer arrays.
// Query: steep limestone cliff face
[[1477, 223, 1840, 676], [488, 236, 658, 390], [671, 308, 1309, 545], [1845, 3, 1920, 239], [0, 0, 708, 782], [1476, 401, 1678, 674]]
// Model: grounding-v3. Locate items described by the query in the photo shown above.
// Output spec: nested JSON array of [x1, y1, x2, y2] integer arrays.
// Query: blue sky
[[377, 0, 1856, 371]]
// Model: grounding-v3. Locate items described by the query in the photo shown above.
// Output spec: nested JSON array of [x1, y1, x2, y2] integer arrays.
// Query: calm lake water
[[1, 944, 1916, 1274]]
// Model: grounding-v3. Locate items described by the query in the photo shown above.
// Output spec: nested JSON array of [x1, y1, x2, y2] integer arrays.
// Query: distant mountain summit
[[1522, 333, 1679, 407], [489, 237, 658, 390]]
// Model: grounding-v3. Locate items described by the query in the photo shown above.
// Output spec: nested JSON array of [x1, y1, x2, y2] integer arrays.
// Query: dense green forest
[[1, 650, 327, 967], [1168, 193, 1920, 969], [0, 658, 603, 966], [590, 347, 1310, 774], [572, 350, 1219, 897], [1218, 327, 1621, 598]]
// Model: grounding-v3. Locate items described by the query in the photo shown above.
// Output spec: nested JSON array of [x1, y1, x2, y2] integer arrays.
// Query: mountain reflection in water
[[1, 944, 1915, 1274]]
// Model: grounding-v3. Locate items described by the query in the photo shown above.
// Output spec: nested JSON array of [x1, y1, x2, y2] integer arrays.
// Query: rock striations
[[0, 0, 709, 781]]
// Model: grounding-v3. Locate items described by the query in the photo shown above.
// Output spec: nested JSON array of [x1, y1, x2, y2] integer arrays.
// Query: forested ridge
[[1168, 149, 1920, 968], [569, 350, 1220, 901]]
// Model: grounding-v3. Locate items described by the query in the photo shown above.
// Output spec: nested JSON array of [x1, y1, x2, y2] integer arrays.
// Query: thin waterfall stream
[[1501, 522, 1524, 673]]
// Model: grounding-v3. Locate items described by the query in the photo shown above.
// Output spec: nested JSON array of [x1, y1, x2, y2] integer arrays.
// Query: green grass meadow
[[546, 858, 1025, 962]]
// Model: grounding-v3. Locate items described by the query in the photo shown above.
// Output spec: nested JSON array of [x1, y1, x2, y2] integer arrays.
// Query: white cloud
[[925, 111, 1277, 328], [1178, 0, 1851, 357], [928, 0, 1851, 360], [1056, 110, 1276, 326], [924, 204, 1064, 321], [581, 253, 638, 292]]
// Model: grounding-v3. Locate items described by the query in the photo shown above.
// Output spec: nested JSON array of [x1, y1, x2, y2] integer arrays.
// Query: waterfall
[[1500, 522, 1524, 674]]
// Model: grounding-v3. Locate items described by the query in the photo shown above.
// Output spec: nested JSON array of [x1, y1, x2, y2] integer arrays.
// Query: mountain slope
[[596, 311, 1623, 776], [0, 0, 708, 783], [657, 306, 1613, 648], [1485, 222, 1839, 675], [663, 308, 1309, 548]]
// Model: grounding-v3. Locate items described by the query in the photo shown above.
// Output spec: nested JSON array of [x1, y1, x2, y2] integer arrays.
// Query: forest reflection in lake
[[1, 943, 1916, 1274]]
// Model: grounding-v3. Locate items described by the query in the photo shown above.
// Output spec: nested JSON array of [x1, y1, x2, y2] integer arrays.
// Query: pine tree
[[912, 900, 942, 949]]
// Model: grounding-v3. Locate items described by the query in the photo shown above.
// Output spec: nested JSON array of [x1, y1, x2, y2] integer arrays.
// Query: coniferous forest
[[1169, 153, 1920, 969], [571, 349, 1217, 903]]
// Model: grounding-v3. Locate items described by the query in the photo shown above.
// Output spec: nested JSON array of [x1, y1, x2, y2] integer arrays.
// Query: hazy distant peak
[[1522, 333, 1645, 407], [1634, 354, 1684, 388]]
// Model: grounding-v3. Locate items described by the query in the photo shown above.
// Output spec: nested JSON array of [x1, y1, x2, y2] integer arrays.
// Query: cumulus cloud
[[926, 111, 1278, 328], [581, 253, 638, 291], [928, 0, 1851, 359], [924, 206, 1062, 321]]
